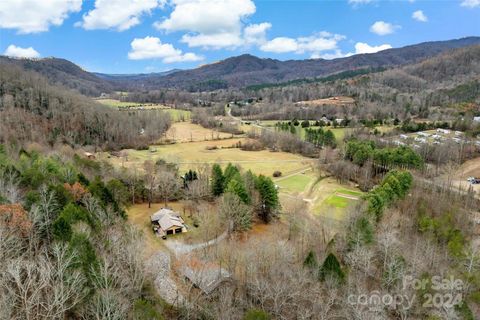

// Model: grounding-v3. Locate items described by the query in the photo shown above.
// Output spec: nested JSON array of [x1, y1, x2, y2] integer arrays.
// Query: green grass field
[[311, 183, 363, 221], [165, 109, 191, 122], [335, 189, 363, 197], [276, 174, 312, 193], [323, 194, 354, 208]]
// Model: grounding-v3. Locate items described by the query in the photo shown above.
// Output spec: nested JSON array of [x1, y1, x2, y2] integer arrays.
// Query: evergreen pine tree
[[211, 164, 225, 196]]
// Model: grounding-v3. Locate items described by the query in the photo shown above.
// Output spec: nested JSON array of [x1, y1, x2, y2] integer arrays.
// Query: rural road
[[274, 166, 313, 182], [415, 175, 480, 200], [226, 106, 274, 131]]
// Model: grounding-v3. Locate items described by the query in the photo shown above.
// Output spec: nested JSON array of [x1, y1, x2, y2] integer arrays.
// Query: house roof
[[151, 208, 185, 230], [178, 256, 231, 295]]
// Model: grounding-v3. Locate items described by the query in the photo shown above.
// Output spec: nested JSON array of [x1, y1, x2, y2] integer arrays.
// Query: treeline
[[0, 63, 171, 149], [275, 121, 336, 147], [364, 170, 413, 221], [251, 129, 318, 157], [345, 140, 424, 169], [305, 127, 336, 148]]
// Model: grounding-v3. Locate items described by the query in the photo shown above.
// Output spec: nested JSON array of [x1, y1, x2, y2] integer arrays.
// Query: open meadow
[[99, 137, 316, 177], [96, 98, 191, 121], [163, 122, 237, 142]]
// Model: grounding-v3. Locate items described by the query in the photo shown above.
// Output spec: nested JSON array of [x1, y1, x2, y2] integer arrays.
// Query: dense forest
[[0, 63, 171, 150]]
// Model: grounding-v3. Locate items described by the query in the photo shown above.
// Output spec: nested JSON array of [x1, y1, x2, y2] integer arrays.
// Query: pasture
[[96, 98, 191, 122], [163, 122, 236, 142], [99, 137, 315, 177]]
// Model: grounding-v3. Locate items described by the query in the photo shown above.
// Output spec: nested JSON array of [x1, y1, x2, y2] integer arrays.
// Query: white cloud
[[461, 0, 480, 8], [260, 32, 345, 57], [181, 33, 243, 49], [4, 45, 40, 58], [78, 0, 164, 31], [370, 21, 400, 35], [128, 36, 203, 63], [0, 0, 82, 33], [352, 42, 392, 54], [260, 37, 298, 53], [154, 0, 256, 49], [243, 22, 271, 45], [412, 10, 428, 22]]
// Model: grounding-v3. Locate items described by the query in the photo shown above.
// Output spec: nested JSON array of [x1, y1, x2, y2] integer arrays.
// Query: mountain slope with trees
[[2, 37, 479, 94], [108, 36, 480, 91], [0, 63, 171, 149]]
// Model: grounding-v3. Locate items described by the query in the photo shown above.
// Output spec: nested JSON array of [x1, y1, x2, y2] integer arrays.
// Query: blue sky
[[0, 0, 478, 74]]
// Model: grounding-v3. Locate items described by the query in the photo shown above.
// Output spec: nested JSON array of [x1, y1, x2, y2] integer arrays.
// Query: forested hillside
[[0, 63, 171, 149], [2, 37, 479, 93], [241, 45, 480, 121], [0, 56, 113, 96]]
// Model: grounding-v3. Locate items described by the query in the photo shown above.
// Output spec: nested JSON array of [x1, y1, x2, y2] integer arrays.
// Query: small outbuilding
[[151, 208, 187, 238]]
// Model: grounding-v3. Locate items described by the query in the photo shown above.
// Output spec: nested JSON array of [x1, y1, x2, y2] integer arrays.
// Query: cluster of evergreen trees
[[211, 163, 280, 225], [345, 140, 423, 169], [304, 127, 336, 148], [365, 170, 413, 221]]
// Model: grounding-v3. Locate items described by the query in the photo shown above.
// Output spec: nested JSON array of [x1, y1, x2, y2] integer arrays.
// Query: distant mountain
[[1, 37, 479, 94], [0, 56, 113, 96], [108, 36, 480, 91], [94, 69, 181, 80]]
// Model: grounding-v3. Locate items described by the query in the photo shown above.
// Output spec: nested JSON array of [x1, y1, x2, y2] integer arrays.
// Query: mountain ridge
[[1, 36, 479, 94]]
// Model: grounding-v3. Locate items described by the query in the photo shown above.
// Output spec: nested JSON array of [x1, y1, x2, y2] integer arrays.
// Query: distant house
[[84, 152, 96, 160], [179, 257, 232, 295], [473, 116, 480, 122], [437, 128, 451, 135], [151, 208, 187, 237]]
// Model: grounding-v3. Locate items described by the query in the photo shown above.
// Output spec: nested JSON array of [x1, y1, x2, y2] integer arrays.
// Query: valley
[[1, 25, 480, 320]]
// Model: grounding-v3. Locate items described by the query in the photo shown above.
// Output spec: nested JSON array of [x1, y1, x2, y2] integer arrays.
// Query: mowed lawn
[[311, 178, 363, 221], [276, 173, 313, 193], [99, 137, 315, 177]]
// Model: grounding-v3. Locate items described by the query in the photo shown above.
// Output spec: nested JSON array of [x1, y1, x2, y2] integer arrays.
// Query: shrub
[[272, 171, 282, 177], [243, 309, 270, 320]]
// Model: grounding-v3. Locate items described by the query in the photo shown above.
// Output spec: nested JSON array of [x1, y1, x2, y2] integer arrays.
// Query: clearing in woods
[[164, 122, 238, 142], [98, 137, 316, 178], [295, 96, 355, 106], [96, 98, 191, 121]]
